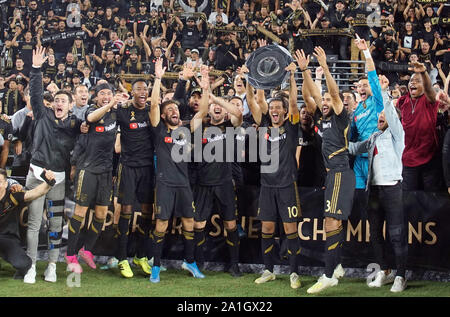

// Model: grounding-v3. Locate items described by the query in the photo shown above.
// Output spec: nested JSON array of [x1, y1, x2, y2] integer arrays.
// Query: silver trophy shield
[[245, 44, 293, 90]]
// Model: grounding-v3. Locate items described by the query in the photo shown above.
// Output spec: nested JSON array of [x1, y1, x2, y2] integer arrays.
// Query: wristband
[[363, 49, 371, 59], [40, 170, 56, 186], [300, 67, 309, 72]]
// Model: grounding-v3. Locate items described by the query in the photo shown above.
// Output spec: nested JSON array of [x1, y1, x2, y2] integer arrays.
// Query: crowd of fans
[[1, 0, 448, 104], [0, 0, 448, 290]]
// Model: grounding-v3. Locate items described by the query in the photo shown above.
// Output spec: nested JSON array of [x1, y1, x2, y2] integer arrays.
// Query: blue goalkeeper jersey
[[350, 69, 384, 188]]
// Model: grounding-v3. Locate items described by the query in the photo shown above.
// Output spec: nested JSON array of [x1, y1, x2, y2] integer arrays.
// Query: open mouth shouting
[[359, 91, 367, 100]]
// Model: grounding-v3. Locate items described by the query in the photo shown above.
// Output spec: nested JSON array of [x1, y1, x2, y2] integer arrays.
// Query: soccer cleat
[[368, 270, 395, 288], [307, 274, 338, 294], [148, 257, 167, 271], [133, 256, 151, 275], [65, 254, 83, 274], [44, 263, 57, 283], [228, 263, 242, 278], [118, 260, 134, 278], [254, 270, 276, 284], [390, 276, 407, 293], [290, 272, 301, 289], [23, 264, 36, 284], [150, 266, 161, 283], [78, 247, 96, 269], [181, 261, 205, 279], [333, 263, 345, 279]]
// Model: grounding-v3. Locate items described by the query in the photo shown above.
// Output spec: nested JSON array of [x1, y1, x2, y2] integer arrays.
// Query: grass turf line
[[0, 261, 449, 297]]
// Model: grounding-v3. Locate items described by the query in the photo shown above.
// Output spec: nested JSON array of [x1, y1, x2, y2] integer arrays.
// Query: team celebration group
[[0, 0, 449, 296]]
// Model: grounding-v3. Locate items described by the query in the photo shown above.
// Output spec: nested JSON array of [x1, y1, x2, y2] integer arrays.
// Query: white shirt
[[29, 163, 66, 185], [208, 12, 229, 25]]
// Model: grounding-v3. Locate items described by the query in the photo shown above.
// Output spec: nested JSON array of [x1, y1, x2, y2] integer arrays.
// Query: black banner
[[22, 188, 450, 271], [416, 0, 448, 3], [295, 28, 355, 38], [41, 30, 86, 44]]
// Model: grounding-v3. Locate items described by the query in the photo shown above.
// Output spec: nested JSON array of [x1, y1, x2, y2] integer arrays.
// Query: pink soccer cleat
[[78, 247, 97, 269], [65, 254, 83, 274]]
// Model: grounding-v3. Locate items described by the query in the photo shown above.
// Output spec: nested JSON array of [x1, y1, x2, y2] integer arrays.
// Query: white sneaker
[[254, 269, 276, 284], [24, 264, 36, 284], [44, 263, 57, 283], [390, 276, 407, 293], [290, 272, 301, 289], [368, 271, 395, 288], [332, 263, 345, 279], [307, 274, 338, 294]]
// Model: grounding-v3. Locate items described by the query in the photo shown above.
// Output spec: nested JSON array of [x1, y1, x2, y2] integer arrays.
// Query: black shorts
[[154, 182, 195, 220], [117, 163, 154, 205], [257, 182, 302, 223], [194, 181, 237, 222], [324, 168, 355, 220], [75, 169, 113, 207]]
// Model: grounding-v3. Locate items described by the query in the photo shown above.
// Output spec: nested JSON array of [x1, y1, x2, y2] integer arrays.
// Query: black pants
[[402, 153, 443, 191], [368, 182, 408, 277], [0, 235, 32, 276]]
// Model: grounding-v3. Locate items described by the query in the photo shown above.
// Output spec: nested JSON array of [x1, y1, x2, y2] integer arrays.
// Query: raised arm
[[30, 46, 49, 120], [408, 61, 436, 103], [314, 46, 344, 115], [239, 65, 262, 125], [355, 33, 375, 72], [380, 75, 404, 141], [285, 62, 299, 119], [191, 66, 210, 133], [294, 49, 321, 114], [150, 58, 166, 127]]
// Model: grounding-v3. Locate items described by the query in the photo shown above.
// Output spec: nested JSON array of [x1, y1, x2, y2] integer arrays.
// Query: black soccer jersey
[[0, 117, 13, 143], [0, 190, 25, 239], [152, 121, 191, 187], [318, 108, 350, 170], [117, 103, 154, 167], [197, 120, 234, 186], [81, 106, 118, 174], [260, 114, 299, 188]]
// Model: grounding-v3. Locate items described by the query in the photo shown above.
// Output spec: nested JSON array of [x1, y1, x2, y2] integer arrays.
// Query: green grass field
[[0, 261, 449, 297]]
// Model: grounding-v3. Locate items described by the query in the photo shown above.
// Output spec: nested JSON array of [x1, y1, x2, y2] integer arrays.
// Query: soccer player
[[245, 62, 303, 289], [115, 79, 155, 278], [299, 47, 355, 294], [24, 47, 86, 284], [192, 66, 243, 277], [351, 34, 383, 193], [0, 169, 57, 279], [149, 58, 206, 283], [65, 82, 126, 274]]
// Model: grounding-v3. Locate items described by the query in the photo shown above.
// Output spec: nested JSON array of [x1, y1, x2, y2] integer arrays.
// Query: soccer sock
[[194, 228, 206, 264], [67, 215, 84, 256], [261, 232, 275, 273], [151, 229, 166, 267], [84, 216, 105, 252], [226, 226, 240, 265], [287, 232, 301, 274], [325, 225, 344, 278], [136, 212, 152, 258], [182, 230, 195, 264], [117, 214, 131, 261]]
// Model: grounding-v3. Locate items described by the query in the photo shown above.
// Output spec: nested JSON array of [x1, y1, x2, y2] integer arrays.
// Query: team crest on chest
[[130, 111, 136, 121]]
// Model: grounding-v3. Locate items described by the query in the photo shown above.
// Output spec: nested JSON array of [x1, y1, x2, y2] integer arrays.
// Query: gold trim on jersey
[[328, 124, 349, 159], [76, 170, 85, 201], [329, 172, 342, 215], [289, 112, 300, 125]]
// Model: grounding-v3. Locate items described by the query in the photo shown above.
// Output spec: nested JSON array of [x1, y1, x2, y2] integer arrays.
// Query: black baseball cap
[[190, 87, 202, 97]]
